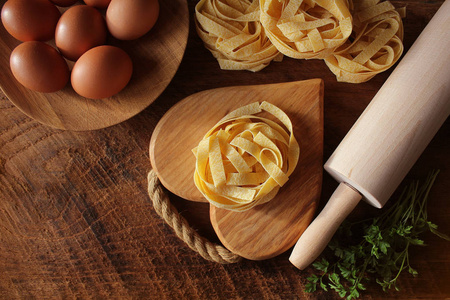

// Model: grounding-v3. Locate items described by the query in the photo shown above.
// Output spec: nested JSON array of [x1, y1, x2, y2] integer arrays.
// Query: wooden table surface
[[1, 0, 449, 299]]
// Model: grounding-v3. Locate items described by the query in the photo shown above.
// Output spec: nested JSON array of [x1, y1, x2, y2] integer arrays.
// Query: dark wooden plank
[[0, 1, 448, 299]]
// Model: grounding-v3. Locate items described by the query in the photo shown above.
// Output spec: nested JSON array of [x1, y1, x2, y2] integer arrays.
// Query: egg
[[71, 45, 133, 99], [10, 41, 70, 93], [1, 0, 61, 42], [50, 0, 78, 7], [106, 0, 159, 40], [55, 5, 107, 61], [83, 0, 111, 9]]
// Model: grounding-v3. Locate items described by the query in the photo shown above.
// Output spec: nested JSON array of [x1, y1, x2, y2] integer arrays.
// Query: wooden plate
[[150, 79, 324, 260], [0, 0, 189, 131]]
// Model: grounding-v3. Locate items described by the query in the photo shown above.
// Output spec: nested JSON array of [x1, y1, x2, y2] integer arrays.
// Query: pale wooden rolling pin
[[289, 0, 450, 270]]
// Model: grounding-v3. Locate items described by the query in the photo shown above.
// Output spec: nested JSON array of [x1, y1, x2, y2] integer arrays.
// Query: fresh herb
[[305, 170, 450, 299]]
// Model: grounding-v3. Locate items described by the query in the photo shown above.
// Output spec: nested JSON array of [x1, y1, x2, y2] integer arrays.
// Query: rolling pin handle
[[289, 182, 362, 270]]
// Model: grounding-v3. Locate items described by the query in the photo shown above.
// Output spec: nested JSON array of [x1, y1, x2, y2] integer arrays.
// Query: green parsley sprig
[[305, 170, 450, 299]]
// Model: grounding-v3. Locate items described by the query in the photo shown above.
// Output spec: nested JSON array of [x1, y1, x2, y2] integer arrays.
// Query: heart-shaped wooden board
[[0, 0, 188, 131], [150, 79, 324, 260]]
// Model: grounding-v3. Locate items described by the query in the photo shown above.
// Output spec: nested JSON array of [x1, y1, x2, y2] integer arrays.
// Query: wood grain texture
[[290, 182, 362, 269], [0, 1, 449, 299], [150, 79, 324, 260], [0, 0, 188, 131]]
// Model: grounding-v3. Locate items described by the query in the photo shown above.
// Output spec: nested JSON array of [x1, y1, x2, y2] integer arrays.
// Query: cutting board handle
[[289, 183, 362, 269]]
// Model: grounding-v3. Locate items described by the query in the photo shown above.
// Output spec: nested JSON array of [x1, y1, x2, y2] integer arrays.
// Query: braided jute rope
[[147, 170, 242, 264]]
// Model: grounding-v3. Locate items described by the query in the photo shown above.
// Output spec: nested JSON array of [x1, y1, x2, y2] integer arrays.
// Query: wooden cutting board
[[150, 79, 324, 260]]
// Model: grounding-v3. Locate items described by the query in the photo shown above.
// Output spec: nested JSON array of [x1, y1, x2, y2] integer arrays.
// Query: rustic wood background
[[1, 0, 448, 299]]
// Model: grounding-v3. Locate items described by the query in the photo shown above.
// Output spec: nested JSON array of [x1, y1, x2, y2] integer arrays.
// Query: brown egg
[[106, 0, 159, 40], [84, 0, 111, 9], [50, 0, 78, 7], [1, 0, 61, 42], [10, 41, 70, 93], [55, 5, 107, 61], [71, 45, 133, 99]]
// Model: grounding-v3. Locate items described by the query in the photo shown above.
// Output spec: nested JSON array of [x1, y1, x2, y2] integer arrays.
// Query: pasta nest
[[193, 102, 300, 211], [324, 0, 405, 83], [195, 0, 406, 83], [260, 0, 353, 59], [195, 0, 283, 72]]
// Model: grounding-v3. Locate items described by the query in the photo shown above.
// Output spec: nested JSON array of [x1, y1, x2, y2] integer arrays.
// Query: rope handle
[[147, 170, 242, 264]]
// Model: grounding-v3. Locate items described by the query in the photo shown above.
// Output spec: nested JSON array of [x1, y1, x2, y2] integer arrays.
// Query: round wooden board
[[150, 79, 324, 260], [0, 0, 189, 131]]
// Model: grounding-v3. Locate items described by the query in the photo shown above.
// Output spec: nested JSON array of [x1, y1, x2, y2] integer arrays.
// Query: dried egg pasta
[[193, 102, 300, 212], [259, 0, 353, 59], [324, 0, 405, 83], [194, 0, 405, 81], [195, 0, 283, 72]]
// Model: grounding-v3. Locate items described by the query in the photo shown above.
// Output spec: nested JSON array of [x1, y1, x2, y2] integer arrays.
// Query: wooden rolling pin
[[289, 1, 450, 270]]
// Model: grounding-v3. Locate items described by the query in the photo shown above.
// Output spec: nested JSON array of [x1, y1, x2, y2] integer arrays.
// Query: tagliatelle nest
[[260, 0, 353, 59], [195, 0, 283, 72], [192, 102, 300, 212], [324, 0, 405, 83]]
